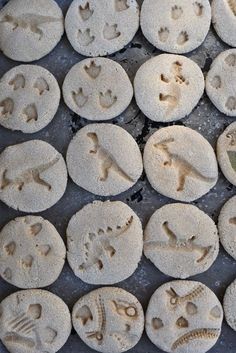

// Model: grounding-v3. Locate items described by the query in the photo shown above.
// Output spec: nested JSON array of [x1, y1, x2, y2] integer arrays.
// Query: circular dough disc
[[67, 200, 143, 284], [63, 58, 133, 121], [0, 289, 71, 353], [134, 54, 204, 122], [223, 279, 236, 331], [144, 203, 219, 278], [0, 216, 66, 288], [146, 280, 223, 353], [141, 0, 211, 54], [218, 195, 236, 260], [72, 287, 144, 353], [0, 140, 68, 212], [66, 123, 143, 196], [65, 0, 139, 56], [0, 65, 60, 133], [206, 49, 236, 116], [212, 0, 236, 47], [0, 0, 64, 62], [143, 126, 218, 202]]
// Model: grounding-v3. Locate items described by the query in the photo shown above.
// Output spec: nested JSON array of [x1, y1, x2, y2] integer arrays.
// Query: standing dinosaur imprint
[[144, 221, 212, 263], [87, 132, 134, 183], [154, 138, 216, 191], [0, 155, 60, 191], [0, 14, 61, 40]]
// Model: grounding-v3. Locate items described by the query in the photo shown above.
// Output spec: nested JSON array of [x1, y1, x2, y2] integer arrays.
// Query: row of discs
[[1, 50, 236, 135], [0, 0, 236, 62], [1, 196, 236, 288], [1, 122, 236, 213], [2, 279, 236, 353]]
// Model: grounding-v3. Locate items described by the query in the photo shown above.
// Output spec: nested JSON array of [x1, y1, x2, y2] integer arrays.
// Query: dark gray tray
[[0, 0, 235, 352]]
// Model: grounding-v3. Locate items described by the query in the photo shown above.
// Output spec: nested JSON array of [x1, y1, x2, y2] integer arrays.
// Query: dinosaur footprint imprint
[[171, 5, 183, 20], [9, 74, 25, 90], [84, 60, 101, 79], [79, 2, 94, 21], [4, 242, 16, 256], [0, 98, 14, 118], [72, 88, 88, 108], [99, 90, 117, 108], [78, 28, 95, 45], [103, 23, 121, 40], [115, 0, 130, 11]]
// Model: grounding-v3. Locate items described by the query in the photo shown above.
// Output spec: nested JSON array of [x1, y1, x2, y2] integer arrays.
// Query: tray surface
[[0, 0, 235, 352]]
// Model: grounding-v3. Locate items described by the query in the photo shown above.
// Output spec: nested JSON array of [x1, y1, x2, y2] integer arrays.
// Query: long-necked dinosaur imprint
[[0, 155, 60, 191], [144, 221, 212, 263], [0, 14, 61, 40], [87, 132, 134, 183], [79, 215, 133, 271], [154, 138, 215, 191]]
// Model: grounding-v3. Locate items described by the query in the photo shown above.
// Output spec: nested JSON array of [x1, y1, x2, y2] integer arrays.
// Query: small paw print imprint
[[210, 76, 221, 89], [193, 2, 204, 16], [159, 27, 169, 42], [226, 96, 236, 111], [177, 31, 189, 45], [171, 5, 183, 20], [225, 53, 236, 66]]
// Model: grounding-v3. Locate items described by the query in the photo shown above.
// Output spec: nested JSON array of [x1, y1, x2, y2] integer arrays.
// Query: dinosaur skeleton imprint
[[111, 300, 138, 318], [103, 23, 121, 40], [9, 74, 25, 90], [193, 2, 204, 16], [0, 14, 61, 40], [87, 132, 134, 183], [115, 0, 130, 12], [166, 285, 205, 307], [171, 5, 183, 20], [226, 129, 236, 145], [99, 90, 117, 108], [227, 151, 236, 171], [79, 215, 133, 271], [144, 221, 212, 263], [33, 77, 49, 95], [4, 241, 16, 256], [72, 88, 88, 108], [22, 103, 38, 123], [228, 0, 236, 16], [154, 138, 215, 191], [171, 328, 220, 350], [86, 295, 106, 344], [84, 61, 101, 79], [0, 155, 60, 191], [77, 28, 95, 46], [79, 2, 94, 21], [0, 98, 14, 118], [4, 303, 54, 351]]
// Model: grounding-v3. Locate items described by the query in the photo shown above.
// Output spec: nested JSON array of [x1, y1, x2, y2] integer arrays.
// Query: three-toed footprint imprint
[[65, 0, 139, 56], [141, 0, 211, 54], [206, 50, 236, 116], [0, 65, 60, 133], [63, 58, 133, 121]]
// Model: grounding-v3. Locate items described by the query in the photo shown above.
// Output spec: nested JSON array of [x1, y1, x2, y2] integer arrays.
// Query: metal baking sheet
[[0, 0, 235, 352]]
